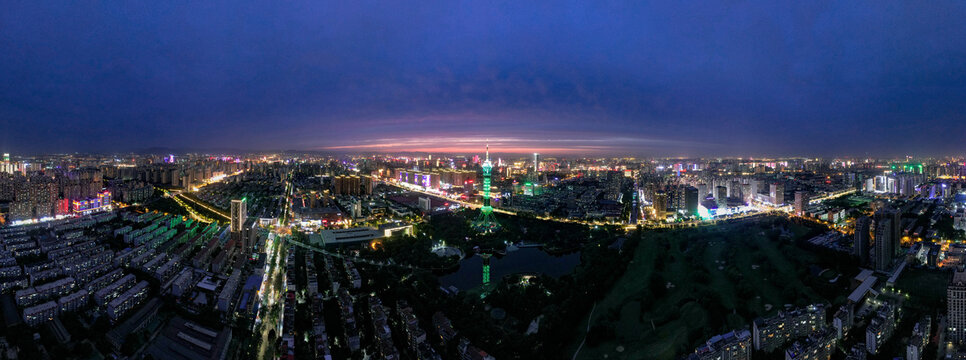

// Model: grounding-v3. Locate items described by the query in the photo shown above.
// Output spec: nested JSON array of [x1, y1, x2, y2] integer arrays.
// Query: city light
[[6, 3, 966, 358]]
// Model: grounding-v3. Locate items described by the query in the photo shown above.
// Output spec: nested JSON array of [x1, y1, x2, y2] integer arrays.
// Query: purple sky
[[2, 1, 966, 157]]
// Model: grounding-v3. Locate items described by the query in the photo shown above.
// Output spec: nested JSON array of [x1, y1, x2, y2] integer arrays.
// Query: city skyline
[[4, 2, 966, 156], [7, 2, 966, 359]]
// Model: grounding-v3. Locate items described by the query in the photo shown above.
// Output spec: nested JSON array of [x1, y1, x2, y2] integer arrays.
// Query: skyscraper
[[949, 270, 966, 346], [334, 175, 363, 195], [230, 198, 247, 233], [770, 183, 785, 205], [875, 207, 902, 257], [473, 142, 498, 232], [729, 180, 742, 199], [685, 186, 699, 216], [794, 191, 808, 216], [653, 191, 667, 219], [533, 153, 540, 175], [874, 218, 893, 272], [698, 183, 709, 199], [854, 216, 871, 266], [715, 186, 727, 207]]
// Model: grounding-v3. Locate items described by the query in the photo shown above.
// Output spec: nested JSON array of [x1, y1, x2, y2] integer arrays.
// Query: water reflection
[[438, 247, 580, 290]]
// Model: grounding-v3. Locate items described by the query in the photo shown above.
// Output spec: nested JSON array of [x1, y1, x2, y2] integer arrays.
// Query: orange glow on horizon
[[322, 144, 606, 154]]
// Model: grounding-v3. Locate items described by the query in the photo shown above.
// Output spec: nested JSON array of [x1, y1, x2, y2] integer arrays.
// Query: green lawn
[[894, 268, 949, 311], [573, 218, 849, 360]]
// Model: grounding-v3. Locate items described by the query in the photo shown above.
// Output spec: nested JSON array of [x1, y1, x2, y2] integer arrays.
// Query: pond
[[437, 247, 581, 290]]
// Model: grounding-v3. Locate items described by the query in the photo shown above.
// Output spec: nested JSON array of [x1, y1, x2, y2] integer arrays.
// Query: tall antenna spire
[[474, 138, 499, 234]]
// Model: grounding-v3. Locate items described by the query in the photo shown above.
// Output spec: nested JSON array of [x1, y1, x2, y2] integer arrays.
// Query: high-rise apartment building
[[874, 218, 894, 272], [653, 191, 667, 219], [715, 186, 727, 207], [948, 270, 966, 346], [334, 175, 366, 195], [794, 191, 808, 216], [230, 198, 247, 233], [770, 183, 785, 205], [874, 207, 902, 258], [854, 216, 871, 265], [685, 186, 699, 216]]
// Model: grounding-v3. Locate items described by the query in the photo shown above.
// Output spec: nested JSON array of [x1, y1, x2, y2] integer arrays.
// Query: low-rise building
[[144, 317, 232, 360], [57, 289, 88, 313], [22, 301, 58, 327], [171, 269, 194, 297], [95, 274, 136, 305], [107, 280, 150, 321], [458, 337, 496, 360]]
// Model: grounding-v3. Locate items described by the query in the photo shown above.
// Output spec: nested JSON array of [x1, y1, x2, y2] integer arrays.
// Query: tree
[[585, 324, 616, 347]]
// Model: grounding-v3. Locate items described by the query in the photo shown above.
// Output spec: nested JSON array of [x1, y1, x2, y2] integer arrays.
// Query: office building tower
[[533, 153, 540, 175], [949, 270, 966, 346], [715, 186, 727, 207], [230, 199, 247, 233], [854, 216, 871, 265]]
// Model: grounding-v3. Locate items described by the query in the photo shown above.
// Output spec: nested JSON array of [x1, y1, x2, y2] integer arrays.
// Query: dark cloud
[[2, 1, 966, 156]]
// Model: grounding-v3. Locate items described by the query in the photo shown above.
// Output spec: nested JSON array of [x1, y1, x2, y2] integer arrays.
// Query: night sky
[[3, 1, 966, 156]]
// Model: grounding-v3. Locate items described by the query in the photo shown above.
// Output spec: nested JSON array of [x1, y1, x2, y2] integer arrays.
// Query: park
[[573, 216, 851, 359]]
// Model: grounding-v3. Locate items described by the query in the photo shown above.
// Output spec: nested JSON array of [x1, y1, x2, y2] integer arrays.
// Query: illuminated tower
[[481, 254, 491, 287], [533, 153, 540, 175], [473, 142, 499, 232], [529, 152, 541, 196]]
